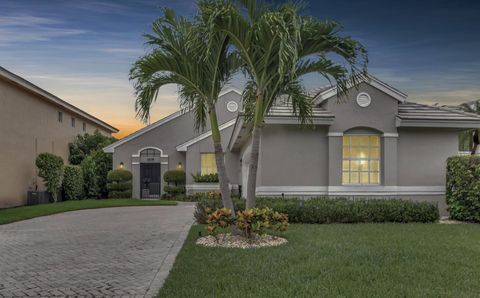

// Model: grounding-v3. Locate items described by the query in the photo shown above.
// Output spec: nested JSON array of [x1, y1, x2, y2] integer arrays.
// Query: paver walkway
[[0, 204, 195, 298]]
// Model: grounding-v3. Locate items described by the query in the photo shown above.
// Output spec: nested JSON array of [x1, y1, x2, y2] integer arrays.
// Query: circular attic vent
[[226, 101, 239, 112], [356, 92, 371, 108]]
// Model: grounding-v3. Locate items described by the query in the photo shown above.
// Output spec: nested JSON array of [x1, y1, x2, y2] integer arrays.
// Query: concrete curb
[[144, 210, 194, 298]]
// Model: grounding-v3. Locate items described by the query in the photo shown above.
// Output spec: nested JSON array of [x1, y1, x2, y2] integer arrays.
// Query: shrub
[[164, 185, 186, 195], [81, 155, 98, 198], [206, 207, 289, 239], [63, 165, 83, 200], [107, 169, 132, 198], [236, 207, 288, 238], [192, 173, 219, 183], [195, 197, 439, 224], [163, 170, 186, 198], [164, 170, 186, 185], [206, 208, 235, 236], [446, 156, 480, 222], [36, 153, 64, 202]]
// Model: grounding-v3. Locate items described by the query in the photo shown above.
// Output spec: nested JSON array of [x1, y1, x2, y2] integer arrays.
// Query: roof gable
[[103, 88, 242, 153], [314, 75, 408, 105]]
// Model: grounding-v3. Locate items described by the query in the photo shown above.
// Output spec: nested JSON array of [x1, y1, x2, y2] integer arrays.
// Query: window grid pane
[[201, 153, 217, 175], [342, 135, 380, 185]]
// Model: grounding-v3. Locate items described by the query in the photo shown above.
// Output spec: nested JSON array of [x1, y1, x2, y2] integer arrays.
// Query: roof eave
[[396, 117, 480, 128], [264, 116, 334, 125], [176, 119, 237, 152], [0, 67, 118, 133]]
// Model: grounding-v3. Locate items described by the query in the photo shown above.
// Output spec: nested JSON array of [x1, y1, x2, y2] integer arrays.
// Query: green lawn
[[0, 199, 176, 225], [160, 224, 480, 298]]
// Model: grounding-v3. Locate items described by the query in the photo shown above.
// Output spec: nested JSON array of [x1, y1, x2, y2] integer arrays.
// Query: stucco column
[[131, 155, 140, 199], [328, 132, 343, 186], [160, 157, 168, 196], [382, 133, 398, 186]]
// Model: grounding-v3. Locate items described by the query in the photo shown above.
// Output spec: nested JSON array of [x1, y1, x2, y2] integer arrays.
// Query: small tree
[[90, 150, 112, 198], [63, 165, 84, 200], [107, 169, 133, 198], [69, 130, 116, 165], [36, 153, 64, 202], [81, 155, 98, 198], [163, 170, 186, 198]]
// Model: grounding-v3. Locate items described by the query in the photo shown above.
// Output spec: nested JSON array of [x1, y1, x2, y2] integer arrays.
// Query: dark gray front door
[[140, 163, 161, 198]]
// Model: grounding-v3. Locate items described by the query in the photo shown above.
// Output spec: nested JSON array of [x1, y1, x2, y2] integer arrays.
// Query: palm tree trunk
[[209, 109, 235, 213], [246, 93, 264, 209]]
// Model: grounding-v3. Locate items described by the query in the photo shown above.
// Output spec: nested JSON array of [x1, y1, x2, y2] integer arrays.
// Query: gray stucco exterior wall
[[397, 128, 459, 186], [111, 91, 241, 198], [259, 125, 329, 187]]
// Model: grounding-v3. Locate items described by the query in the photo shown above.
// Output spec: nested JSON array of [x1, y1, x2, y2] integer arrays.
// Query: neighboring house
[[0, 67, 118, 208], [104, 76, 480, 213]]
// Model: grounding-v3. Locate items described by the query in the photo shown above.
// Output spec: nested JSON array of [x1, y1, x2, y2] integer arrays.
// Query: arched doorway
[[140, 148, 162, 198]]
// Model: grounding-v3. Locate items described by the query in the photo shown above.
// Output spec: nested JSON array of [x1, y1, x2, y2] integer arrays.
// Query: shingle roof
[[398, 102, 480, 121]]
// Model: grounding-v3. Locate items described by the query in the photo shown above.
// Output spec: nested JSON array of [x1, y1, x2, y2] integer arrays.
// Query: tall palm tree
[[130, 7, 238, 211], [204, 0, 368, 208], [459, 101, 480, 155]]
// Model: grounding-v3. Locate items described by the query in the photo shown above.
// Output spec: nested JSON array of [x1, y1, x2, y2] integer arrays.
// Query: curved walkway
[[0, 204, 195, 298]]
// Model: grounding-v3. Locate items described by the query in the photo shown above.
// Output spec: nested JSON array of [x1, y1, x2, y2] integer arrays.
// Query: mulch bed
[[196, 233, 288, 249]]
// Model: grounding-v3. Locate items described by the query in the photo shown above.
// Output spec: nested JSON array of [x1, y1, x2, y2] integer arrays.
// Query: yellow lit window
[[201, 153, 217, 175], [342, 135, 380, 185]]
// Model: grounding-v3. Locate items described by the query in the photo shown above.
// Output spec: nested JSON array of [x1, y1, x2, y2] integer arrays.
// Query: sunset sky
[[1, 0, 480, 138]]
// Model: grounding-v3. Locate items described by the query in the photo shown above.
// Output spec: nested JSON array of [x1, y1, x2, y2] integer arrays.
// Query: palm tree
[[129, 7, 238, 211], [204, 0, 368, 208], [459, 101, 480, 155]]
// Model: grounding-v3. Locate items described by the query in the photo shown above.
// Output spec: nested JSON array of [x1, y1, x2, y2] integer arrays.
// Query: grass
[[160, 224, 480, 298], [0, 199, 177, 225]]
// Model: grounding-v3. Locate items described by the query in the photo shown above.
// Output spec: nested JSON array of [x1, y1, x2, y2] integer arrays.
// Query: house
[[104, 76, 480, 213], [0, 67, 118, 208]]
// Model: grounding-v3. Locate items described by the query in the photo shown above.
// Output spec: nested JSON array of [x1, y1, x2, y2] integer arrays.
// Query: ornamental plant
[[36, 153, 64, 202], [236, 207, 289, 238], [205, 207, 289, 239], [62, 165, 83, 200], [107, 168, 133, 198], [206, 208, 235, 236]]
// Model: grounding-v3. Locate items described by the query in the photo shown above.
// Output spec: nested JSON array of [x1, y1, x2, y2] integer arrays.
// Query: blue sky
[[1, 0, 479, 136]]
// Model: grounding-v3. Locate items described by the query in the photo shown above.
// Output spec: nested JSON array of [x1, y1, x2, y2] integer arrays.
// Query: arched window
[[342, 134, 380, 185], [140, 148, 162, 163]]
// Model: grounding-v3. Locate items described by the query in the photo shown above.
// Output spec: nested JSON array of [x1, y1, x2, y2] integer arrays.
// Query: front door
[[140, 163, 161, 198]]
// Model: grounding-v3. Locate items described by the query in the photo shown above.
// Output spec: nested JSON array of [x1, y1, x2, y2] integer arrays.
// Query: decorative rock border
[[196, 234, 288, 249]]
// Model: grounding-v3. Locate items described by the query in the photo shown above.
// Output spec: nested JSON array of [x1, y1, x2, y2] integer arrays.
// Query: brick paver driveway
[[0, 204, 195, 298]]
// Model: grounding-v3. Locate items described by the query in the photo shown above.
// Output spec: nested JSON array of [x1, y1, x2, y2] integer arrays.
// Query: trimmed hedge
[[446, 156, 480, 222], [63, 165, 83, 200], [163, 170, 186, 198], [107, 169, 132, 198], [195, 197, 440, 224], [164, 170, 186, 185], [192, 173, 219, 183], [164, 185, 186, 195]]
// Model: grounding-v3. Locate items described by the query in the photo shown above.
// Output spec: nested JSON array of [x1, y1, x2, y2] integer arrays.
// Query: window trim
[[342, 134, 381, 185], [58, 111, 63, 123]]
